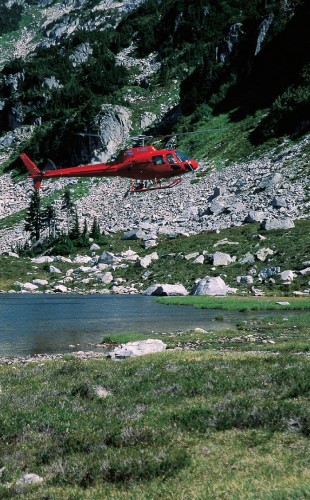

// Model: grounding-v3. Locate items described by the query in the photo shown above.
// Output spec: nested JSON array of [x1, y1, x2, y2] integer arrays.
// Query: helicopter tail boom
[[20, 153, 42, 189]]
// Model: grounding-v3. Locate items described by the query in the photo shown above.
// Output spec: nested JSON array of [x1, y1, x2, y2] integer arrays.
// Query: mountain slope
[[0, 0, 309, 254]]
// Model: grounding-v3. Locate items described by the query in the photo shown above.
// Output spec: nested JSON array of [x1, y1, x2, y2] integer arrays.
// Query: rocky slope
[[0, 132, 308, 253], [0, 0, 309, 258]]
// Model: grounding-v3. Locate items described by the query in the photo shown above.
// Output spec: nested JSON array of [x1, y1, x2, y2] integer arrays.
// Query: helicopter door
[[166, 153, 181, 170], [152, 155, 165, 165]]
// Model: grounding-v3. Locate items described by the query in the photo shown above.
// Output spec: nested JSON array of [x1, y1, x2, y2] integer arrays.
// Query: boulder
[[258, 267, 280, 279], [21, 282, 38, 292], [53, 285, 68, 293], [209, 199, 226, 215], [54, 256, 72, 263], [193, 255, 205, 264], [236, 276, 254, 284], [31, 256, 54, 264], [137, 252, 158, 268], [90, 243, 100, 252], [185, 252, 199, 260], [97, 272, 113, 284], [260, 218, 295, 230], [31, 279, 48, 286], [144, 284, 188, 296], [122, 228, 145, 240], [7, 252, 19, 258], [73, 266, 97, 274], [300, 267, 310, 275], [48, 265, 61, 273], [118, 249, 139, 261], [280, 270, 296, 282], [271, 196, 288, 209], [144, 239, 158, 250], [256, 247, 274, 261], [258, 173, 283, 190], [213, 251, 235, 266], [98, 251, 120, 265], [245, 211, 266, 223], [14, 473, 43, 493], [109, 339, 167, 360], [192, 276, 237, 296], [214, 238, 239, 247], [74, 255, 93, 264], [238, 252, 255, 264]]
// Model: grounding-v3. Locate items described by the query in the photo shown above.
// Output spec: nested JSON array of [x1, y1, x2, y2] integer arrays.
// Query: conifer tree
[[70, 209, 80, 240], [41, 203, 56, 239], [24, 190, 42, 241], [90, 216, 101, 239], [82, 218, 88, 236], [62, 188, 75, 234]]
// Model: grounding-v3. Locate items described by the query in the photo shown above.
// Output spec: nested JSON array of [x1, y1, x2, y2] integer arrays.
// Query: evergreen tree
[[41, 203, 56, 239], [90, 216, 101, 239], [24, 190, 42, 241], [62, 188, 75, 234], [70, 209, 80, 240], [82, 218, 88, 236]]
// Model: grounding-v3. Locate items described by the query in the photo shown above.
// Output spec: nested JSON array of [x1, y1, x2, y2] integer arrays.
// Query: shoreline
[[0, 349, 110, 365]]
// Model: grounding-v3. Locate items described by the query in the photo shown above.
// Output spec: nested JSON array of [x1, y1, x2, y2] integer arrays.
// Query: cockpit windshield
[[175, 150, 190, 162]]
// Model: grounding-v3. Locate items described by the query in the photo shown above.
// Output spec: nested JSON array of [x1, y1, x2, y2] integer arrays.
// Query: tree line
[[20, 188, 103, 256]]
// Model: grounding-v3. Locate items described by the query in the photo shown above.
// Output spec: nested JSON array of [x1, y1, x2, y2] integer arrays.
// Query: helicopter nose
[[191, 159, 199, 170]]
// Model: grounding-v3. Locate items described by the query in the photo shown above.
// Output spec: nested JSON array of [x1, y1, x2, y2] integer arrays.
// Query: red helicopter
[[19, 136, 199, 193]]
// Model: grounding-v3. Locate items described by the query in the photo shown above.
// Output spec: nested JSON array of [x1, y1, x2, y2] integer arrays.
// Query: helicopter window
[[175, 150, 190, 162], [152, 155, 165, 165], [166, 154, 177, 164]]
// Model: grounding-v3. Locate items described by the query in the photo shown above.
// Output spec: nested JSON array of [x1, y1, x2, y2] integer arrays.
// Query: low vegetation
[[156, 295, 310, 311], [0, 219, 309, 295], [0, 311, 309, 498]]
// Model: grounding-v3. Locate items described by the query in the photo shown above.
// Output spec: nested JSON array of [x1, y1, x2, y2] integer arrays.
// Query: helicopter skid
[[130, 178, 182, 193]]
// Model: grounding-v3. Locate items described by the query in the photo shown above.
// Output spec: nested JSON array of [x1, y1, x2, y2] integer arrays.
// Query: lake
[[0, 293, 256, 356], [0, 294, 288, 356]]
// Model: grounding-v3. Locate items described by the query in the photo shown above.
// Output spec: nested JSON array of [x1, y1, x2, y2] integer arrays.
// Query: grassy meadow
[[0, 310, 309, 498]]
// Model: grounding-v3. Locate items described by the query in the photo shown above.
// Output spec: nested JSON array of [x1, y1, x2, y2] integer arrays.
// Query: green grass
[[0, 340, 309, 498], [175, 109, 280, 169], [155, 295, 310, 311], [0, 219, 309, 294]]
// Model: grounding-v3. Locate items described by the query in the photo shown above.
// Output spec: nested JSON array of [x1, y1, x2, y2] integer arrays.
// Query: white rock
[[144, 283, 188, 296], [53, 285, 68, 293], [31, 279, 48, 286], [256, 247, 274, 261], [48, 265, 61, 273], [21, 282, 38, 291], [137, 252, 158, 268], [31, 256, 54, 263], [280, 270, 295, 282], [109, 339, 166, 359], [213, 251, 235, 266], [97, 272, 113, 284], [192, 276, 237, 296], [14, 473, 43, 493], [193, 255, 205, 264]]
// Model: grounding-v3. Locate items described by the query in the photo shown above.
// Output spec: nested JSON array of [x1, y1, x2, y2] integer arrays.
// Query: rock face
[[109, 339, 167, 359], [93, 105, 132, 163], [192, 276, 237, 296]]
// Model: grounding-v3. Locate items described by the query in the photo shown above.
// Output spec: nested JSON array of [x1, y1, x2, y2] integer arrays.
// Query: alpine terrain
[[0, 0, 309, 295]]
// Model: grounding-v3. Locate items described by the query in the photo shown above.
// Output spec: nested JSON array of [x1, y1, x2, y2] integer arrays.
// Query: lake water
[[0, 293, 259, 356]]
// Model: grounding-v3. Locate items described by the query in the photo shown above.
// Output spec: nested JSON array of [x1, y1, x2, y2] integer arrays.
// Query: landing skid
[[130, 178, 182, 193]]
